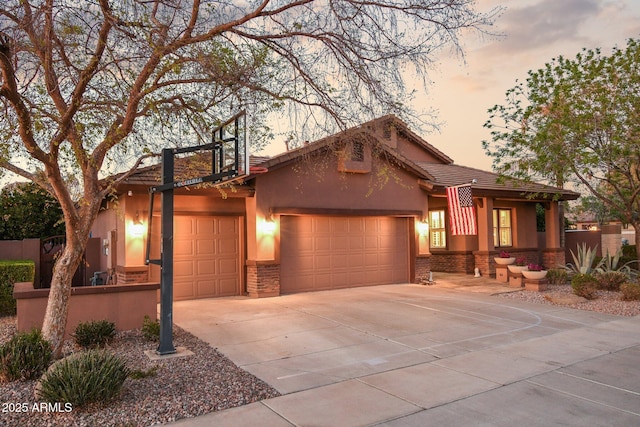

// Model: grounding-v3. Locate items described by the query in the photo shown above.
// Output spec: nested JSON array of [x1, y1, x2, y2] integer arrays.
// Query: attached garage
[[279, 215, 410, 293], [173, 215, 242, 300]]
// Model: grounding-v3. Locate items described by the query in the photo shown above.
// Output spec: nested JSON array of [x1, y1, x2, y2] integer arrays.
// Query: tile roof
[[418, 162, 579, 200], [114, 154, 270, 187], [109, 114, 578, 201]]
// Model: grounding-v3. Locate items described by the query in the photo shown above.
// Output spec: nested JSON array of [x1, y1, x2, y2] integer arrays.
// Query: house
[[91, 115, 579, 299]]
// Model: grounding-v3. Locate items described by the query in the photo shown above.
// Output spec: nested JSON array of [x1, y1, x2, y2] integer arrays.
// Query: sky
[[2, 0, 639, 188], [261, 0, 640, 172]]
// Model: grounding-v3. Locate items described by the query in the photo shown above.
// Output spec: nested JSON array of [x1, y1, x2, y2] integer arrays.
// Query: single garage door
[[280, 216, 409, 293], [173, 216, 241, 300]]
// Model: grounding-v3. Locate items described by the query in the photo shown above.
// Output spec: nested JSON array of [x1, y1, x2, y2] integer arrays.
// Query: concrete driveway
[[168, 275, 640, 426]]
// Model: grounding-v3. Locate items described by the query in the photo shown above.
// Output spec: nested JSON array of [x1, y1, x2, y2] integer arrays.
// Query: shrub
[[595, 271, 628, 292], [73, 320, 116, 349], [546, 268, 569, 285], [621, 244, 636, 259], [142, 315, 160, 341], [36, 350, 129, 407], [571, 274, 599, 300], [0, 260, 35, 316], [620, 283, 640, 301], [0, 329, 52, 382]]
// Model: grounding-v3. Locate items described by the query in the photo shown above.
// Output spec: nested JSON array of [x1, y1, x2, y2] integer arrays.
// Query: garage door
[[280, 216, 409, 293], [173, 216, 241, 300]]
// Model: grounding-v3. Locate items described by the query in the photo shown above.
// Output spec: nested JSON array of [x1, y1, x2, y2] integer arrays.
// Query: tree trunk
[[41, 238, 87, 358], [634, 223, 640, 265]]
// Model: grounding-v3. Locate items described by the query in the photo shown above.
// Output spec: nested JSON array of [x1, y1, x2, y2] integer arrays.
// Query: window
[[493, 209, 512, 247], [429, 210, 446, 248]]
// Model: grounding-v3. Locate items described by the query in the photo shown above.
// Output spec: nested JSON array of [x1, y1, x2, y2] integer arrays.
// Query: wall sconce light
[[128, 210, 146, 238], [416, 219, 429, 236], [259, 214, 277, 235]]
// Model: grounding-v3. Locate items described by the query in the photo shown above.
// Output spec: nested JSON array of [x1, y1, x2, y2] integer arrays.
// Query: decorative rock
[[545, 293, 589, 304]]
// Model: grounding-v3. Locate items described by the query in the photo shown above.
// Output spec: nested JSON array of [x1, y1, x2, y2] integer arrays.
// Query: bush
[[621, 244, 636, 259], [36, 349, 129, 407], [142, 315, 160, 341], [571, 274, 599, 300], [73, 320, 116, 349], [620, 283, 640, 301], [546, 268, 569, 285], [0, 329, 52, 382], [595, 271, 628, 292], [0, 260, 35, 316]]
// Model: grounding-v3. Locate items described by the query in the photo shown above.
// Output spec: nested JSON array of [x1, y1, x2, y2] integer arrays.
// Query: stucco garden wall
[[14, 282, 160, 338]]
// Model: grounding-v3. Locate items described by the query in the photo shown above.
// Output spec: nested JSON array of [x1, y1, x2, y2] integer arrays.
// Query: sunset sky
[[416, 0, 640, 171], [263, 0, 640, 172]]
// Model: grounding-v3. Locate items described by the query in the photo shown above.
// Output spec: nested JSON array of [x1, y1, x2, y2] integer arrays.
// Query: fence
[[0, 237, 101, 288]]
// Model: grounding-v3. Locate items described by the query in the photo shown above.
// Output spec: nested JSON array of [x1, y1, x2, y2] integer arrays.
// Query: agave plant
[[598, 248, 640, 282], [598, 249, 623, 272], [566, 243, 602, 275]]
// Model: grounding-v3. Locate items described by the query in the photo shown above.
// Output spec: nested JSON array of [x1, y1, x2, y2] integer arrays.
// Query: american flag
[[446, 184, 477, 235]]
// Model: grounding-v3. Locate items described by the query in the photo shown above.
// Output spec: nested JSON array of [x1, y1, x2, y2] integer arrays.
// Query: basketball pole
[[146, 111, 247, 355], [158, 148, 177, 355]]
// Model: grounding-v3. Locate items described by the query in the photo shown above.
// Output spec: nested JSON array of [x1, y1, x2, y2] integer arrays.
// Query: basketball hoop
[[144, 110, 250, 356]]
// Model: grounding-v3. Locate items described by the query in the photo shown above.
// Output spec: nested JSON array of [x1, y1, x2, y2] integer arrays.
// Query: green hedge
[[0, 260, 35, 316]]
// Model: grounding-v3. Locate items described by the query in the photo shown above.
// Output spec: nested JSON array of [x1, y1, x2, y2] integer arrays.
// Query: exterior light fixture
[[259, 214, 277, 235], [416, 219, 429, 236], [128, 210, 146, 238]]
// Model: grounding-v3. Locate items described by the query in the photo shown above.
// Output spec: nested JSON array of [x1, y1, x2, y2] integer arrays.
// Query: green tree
[[483, 38, 640, 262], [0, 182, 65, 240], [0, 1, 498, 356]]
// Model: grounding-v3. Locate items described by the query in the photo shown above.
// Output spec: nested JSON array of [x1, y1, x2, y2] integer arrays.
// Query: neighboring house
[[569, 213, 636, 243], [91, 115, 579, 300]]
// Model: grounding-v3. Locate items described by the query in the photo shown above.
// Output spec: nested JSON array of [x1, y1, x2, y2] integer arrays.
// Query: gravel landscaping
[[496, 283, 640, 317], [1, 284, 638, 427], [0, 318, 279, 427]]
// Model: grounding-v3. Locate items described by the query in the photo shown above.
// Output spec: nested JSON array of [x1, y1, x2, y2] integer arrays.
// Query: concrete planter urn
[[507, 265, 528, 274], [494, 257, 516, 265], [522, 270, 548, 280]]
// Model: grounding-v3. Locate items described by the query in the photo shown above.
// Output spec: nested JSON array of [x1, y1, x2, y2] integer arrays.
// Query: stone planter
[[522, 270, 548, 280], [494, 257, 516, 265], [507, 265, 528, 274], [524, 279, 548, 292]]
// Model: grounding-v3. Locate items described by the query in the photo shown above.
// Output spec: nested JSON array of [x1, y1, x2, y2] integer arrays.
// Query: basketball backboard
[[166, 110, 249, 190], [211, 110, 249, 182]]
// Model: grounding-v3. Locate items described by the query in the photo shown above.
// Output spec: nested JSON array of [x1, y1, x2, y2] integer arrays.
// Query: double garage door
[[280, 216, 410, 293]]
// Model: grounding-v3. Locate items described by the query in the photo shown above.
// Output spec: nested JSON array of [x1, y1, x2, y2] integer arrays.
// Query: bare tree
[[0, 0, 498, 356]]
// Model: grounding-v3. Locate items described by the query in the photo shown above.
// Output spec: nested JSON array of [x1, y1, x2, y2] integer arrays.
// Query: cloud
[[489, 0, 601, 55]]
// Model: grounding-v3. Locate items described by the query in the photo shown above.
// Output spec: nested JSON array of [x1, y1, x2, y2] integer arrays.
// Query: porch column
[[543, 201, 565, 267], [476, 197, 494, 252], [415, 195, 431, 283], [474, 197, 495, 276]]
